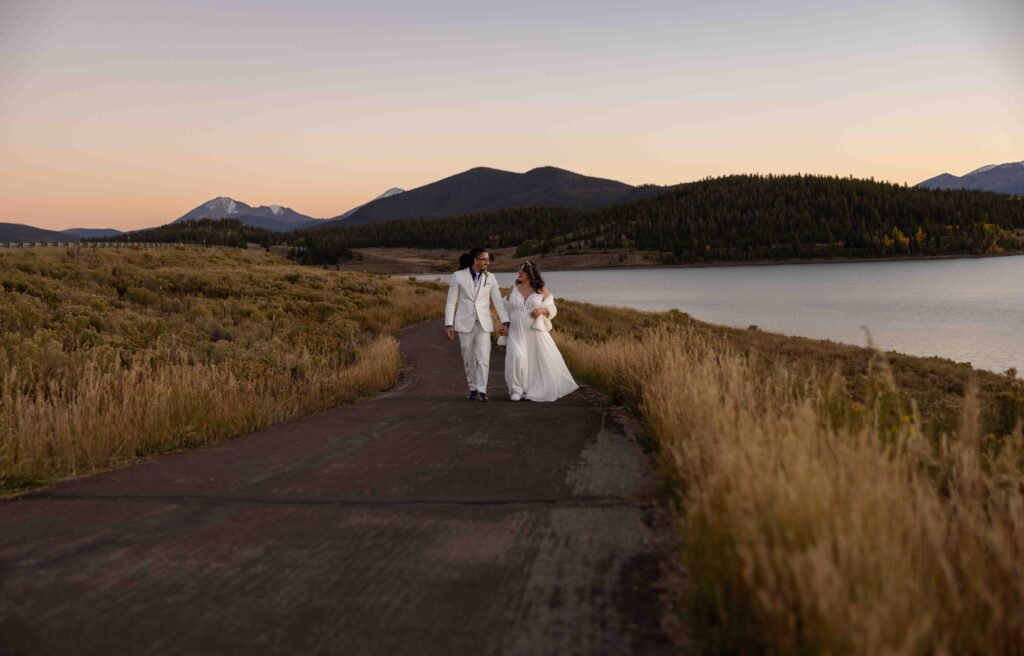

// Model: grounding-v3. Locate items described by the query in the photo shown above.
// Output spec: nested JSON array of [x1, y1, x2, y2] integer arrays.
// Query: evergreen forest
[[296, 175, 1024, 264], [104, 176, 1024, 266]]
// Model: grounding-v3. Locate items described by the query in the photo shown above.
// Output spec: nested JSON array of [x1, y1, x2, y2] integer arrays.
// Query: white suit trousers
[[458, 321, 491, 393]]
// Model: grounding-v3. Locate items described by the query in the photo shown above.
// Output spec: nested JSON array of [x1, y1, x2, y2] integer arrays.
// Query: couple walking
[[444, 247, 578, 402]]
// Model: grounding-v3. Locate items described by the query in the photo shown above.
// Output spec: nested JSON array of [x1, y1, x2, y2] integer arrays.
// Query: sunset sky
[[1, 0, 1022, 231]]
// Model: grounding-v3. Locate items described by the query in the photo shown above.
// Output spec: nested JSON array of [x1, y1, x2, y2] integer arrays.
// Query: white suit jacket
[[444, 268, 510, 333]]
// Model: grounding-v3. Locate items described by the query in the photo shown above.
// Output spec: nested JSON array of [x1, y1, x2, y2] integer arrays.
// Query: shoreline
[[380, 249, 1024, 276], [547, 250, 1024, 272]]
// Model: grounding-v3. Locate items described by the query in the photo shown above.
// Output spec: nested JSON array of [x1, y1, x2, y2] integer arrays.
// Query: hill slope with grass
[[0, 246, 445, 491], [553, 299, 1024, 654]]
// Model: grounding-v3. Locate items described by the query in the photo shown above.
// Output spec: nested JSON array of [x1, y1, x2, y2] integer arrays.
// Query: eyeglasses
[[475, 257, 490, 262]]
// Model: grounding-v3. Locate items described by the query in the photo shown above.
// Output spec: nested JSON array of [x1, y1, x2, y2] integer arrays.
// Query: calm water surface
[[424, 256, 1024, 374]]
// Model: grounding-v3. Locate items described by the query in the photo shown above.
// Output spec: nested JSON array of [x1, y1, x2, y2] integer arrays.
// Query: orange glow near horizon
[[2, 1, 1022, 231]]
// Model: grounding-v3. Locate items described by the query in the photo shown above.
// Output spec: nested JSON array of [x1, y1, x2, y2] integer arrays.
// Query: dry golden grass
[[557, 318, 1024, 654], [555, 298, 1024, 437], [0, 246, 445, 491]]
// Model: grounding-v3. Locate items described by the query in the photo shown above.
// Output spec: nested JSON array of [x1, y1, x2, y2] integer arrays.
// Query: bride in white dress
[[503, 261, 578, 402]]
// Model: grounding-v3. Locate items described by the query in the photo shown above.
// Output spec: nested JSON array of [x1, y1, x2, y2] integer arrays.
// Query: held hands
[[530, 308, 550, 319], [448, 325, 508, 338]]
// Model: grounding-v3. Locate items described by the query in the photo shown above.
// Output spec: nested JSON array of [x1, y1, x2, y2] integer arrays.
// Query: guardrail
[[0, 242, 201, 249], [0, 242, 302, 255]]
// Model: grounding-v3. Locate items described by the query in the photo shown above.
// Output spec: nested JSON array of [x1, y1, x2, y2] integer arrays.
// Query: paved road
[[0, 320, 678, 655]]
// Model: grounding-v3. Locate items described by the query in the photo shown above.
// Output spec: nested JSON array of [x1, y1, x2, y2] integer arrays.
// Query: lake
[[421, 256, 1024, 374]]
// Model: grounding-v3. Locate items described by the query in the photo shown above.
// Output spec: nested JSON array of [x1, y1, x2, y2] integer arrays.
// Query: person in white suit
[[444, 247, 510, 402]]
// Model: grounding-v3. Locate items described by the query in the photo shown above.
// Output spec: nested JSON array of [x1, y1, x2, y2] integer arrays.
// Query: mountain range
[[325, 166, 646, 226], [170, 188, 408, 233], [0, 223, 82, 243], [917, 161, 1024, 195], [3, 165, 647, 242], [163, 166, 644, 233], [172, 197, 322, 232], [5, 161, 1020, 243]]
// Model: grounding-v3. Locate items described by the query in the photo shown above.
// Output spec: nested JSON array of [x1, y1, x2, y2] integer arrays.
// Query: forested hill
[[101, 219, 279, 248], [297, 175, 1024, 265]]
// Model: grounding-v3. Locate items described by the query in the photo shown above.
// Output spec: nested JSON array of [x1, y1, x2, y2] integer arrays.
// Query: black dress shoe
[[467, 390, 479, 401], [477, 392, 489, 402]]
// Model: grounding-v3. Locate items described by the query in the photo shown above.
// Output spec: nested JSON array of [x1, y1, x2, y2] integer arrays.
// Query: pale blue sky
[[1, 0, 1021, 228]]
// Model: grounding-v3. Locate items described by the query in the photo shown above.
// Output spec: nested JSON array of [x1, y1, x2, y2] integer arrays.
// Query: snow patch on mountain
[[206, 197, 239, 214], [968, 164, 998, 175], [918, 159, 1024, 195], [328, 187, 406, 222]]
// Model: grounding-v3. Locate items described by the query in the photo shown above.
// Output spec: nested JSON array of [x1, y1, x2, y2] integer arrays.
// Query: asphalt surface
[[0, 320, 678, 656]]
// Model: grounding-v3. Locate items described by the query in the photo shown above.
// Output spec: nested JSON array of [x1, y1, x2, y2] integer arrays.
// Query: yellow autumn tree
[[892, 226, 910, 253]]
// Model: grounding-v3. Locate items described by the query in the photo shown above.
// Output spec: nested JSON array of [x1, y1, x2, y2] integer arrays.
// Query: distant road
[[0, 321, 677, 655]]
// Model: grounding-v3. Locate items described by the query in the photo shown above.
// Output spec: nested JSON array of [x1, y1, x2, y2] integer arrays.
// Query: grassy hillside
[[552, 300, 1024, 655], [0, 246, 446, 491]]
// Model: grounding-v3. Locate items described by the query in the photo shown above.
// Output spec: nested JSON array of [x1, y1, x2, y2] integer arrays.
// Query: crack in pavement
[[25, 492, 655, 508]]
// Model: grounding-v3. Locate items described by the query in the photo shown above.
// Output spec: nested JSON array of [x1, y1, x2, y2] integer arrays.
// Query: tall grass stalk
[[1, 336, 400, 486], [560, 326, 1024, 654]]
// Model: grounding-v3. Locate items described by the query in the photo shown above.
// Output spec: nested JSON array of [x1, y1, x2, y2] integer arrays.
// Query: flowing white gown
[[504, 286, 578, 402]]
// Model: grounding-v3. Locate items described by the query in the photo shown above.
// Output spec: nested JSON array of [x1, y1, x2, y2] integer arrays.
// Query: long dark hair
[[520, 260, 545, 294], [458, 246, 488, 270]]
